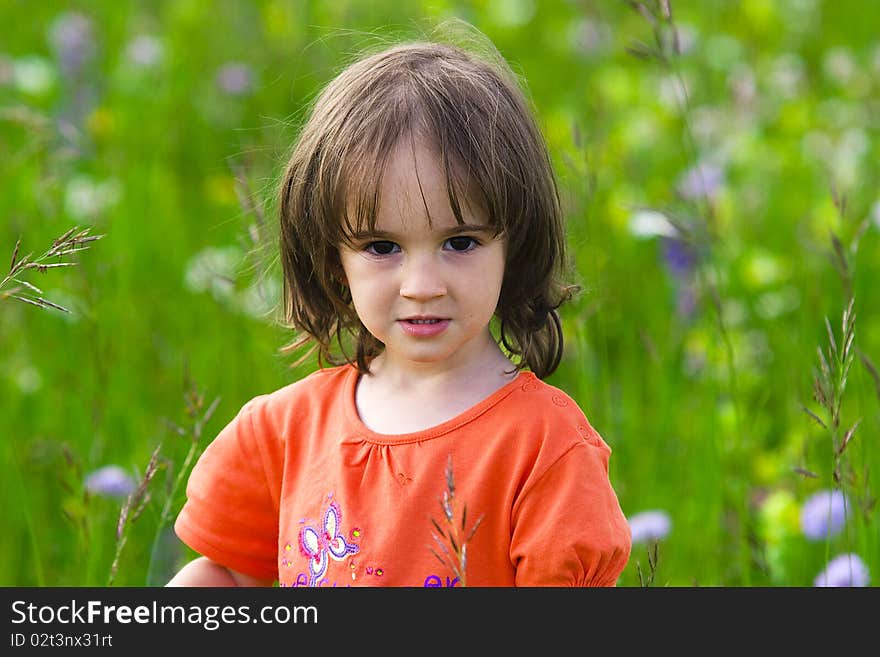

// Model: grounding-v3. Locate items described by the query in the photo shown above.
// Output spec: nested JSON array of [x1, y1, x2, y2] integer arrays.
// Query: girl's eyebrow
[[348, 224, 493, 240]]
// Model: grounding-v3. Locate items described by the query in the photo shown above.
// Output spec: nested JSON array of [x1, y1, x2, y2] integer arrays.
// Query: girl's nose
[[399, 254, 447, 300]]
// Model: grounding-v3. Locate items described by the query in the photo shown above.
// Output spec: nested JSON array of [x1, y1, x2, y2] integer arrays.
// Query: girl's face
[[338, 136, 506, 376]]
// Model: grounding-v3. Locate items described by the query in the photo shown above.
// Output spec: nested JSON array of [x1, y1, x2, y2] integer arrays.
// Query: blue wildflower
[[661, 236, 697, 280], [660, 236, 698, 319], [84, 465, 136, 499], [216, 62, 255, 96], [814, 553, 870, 587], [676, 161, 724, 202], [47, 12, 95, 79], [627, 510, 672, 543], [800, 489, 848, 541]]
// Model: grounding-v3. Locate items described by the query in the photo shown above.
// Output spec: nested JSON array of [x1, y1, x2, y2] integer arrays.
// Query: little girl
[[168, 33, 631, 587]]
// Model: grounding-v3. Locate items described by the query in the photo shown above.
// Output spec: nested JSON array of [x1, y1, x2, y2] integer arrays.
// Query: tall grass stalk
[[107, 374, 219, 586], [819, 191, 868, 493], [636, 542, 660, 587], [3, 226, 103, 585], [807, 300, 858, 485], [804, 299, 860, 572], [801, 191, 872, 570], [108, 445, 161, 586], [2, 227, 104, 313], [144, 377, 220, 586]]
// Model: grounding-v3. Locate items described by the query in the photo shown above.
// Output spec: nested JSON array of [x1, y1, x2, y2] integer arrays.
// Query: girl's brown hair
[[278, 31, 578, 379]]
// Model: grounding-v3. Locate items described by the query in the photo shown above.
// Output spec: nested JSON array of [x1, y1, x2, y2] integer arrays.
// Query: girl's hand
[[165, 556, 274, 587]]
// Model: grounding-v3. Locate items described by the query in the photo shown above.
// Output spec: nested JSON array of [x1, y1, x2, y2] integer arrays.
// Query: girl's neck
[[365, 336, 516, 395], [355, 342, 520, 435]]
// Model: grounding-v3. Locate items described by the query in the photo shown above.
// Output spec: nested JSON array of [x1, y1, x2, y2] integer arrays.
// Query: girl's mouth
[[398, 318, 450, 337]]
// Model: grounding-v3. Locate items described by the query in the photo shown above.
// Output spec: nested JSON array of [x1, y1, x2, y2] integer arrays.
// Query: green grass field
[[2, 0, 878, 587]]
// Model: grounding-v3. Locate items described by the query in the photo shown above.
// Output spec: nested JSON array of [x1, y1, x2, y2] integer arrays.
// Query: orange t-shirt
[[174, 364, 631, 587]]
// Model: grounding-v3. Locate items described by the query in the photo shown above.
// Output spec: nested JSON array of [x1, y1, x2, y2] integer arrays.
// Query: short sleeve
[[173, 399, 280, 581], [510, 440, 631, 587]]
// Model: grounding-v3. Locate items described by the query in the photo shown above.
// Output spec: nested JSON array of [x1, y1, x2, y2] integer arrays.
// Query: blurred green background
[[2, 0, 878, 586]]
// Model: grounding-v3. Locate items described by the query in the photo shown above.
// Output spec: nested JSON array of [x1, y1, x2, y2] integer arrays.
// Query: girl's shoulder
[[502, 373, 609, 451], [509, 373, 586, 420], [270, 363, 350, 397], [514, 373, 579, 404], [239, 364, 353, 421]]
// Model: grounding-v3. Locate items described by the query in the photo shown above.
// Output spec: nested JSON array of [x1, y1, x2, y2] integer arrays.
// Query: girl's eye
[[445, 236, 478, 252], [364, 241, 399, 256]]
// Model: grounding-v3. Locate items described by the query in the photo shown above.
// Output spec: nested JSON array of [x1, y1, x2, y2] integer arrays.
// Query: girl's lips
[[398, 319, 450, 337]]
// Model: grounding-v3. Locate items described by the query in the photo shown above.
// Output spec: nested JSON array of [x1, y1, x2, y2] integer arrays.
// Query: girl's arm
[[165, 556, 274, 587]]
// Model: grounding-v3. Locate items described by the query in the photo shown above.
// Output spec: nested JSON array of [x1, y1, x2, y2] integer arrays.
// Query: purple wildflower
[[627, 510, 672, 543], [676, 284, 697, 318], [216, 62, 255, 96], [661, 236, 697, 280], [660, 237, 698, 319], [676, 161, 724, 202], [814, 553, 870, 587], [800, 489, 848, 541], [569, 18, 611, 56], [84, 465, 136, 499], [47, 12, 95, 79]]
